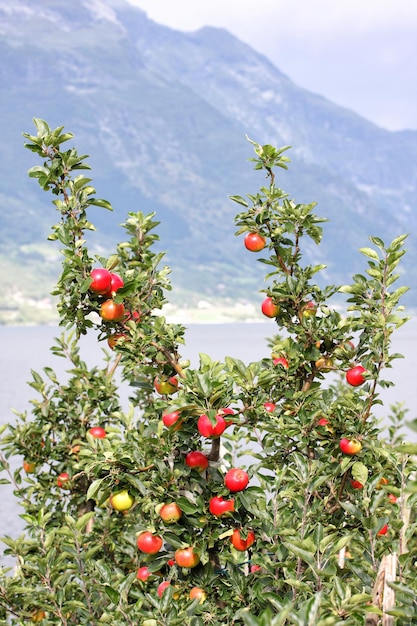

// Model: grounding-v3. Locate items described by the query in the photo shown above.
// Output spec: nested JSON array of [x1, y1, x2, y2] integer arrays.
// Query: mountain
[[0, 0, 416, 323]]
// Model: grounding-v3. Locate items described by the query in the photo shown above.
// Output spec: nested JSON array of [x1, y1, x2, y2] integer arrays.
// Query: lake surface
[[1, 321, 416, 557]]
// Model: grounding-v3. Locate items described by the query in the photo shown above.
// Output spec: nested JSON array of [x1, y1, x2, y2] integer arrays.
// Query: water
[[1, 321, 416, 550]]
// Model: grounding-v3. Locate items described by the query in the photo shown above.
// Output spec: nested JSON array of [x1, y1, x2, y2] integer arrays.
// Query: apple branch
[[207, 437, 221, 462]]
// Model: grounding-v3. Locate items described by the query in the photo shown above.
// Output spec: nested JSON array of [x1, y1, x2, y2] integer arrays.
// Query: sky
[[126, 0, 417, 132]]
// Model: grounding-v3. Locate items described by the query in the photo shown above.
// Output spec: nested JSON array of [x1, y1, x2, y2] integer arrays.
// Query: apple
[[225, 468, 249, 492], [377, 523, 388, 537], [346, 365, 367, 387], [157, 581, 171, 597], [162, 410, 183, 430], [159, 502, 182, 524], [230, 528, 255, 551], [244, 232, 266, 252], [89, 268, 112, 294], [250, 565, 261, 573], [336, 339, 356, 356], [317, 417, 329, 427], [31, 609, 46, 623], [136, 531, 163, 554], [110, 489, 134, 511], [167, 559, 175, 567], [57, 472, 70, 489], [107, 333, 126, 350], [124, 310, 141, 325], [136, 566, 151, 581], [189, 586, 206, 603], [197, 413, 226, 438], [88, 426, 106, 439], [339, 438, 362, 456], [154, 376, 178, 395], [300, 300, 317, 319], [315, 356, 333, 372], [387, 494, 397, 504], [174, 546, 200, 568], [209, 495, 235, 517], [104, 272, 124, 296], [23, 460, 36, 473], [264, 402, 276, 413], [273, 356, 289, 369], [185, 451, 209, 471], [261, 297, 280, 318], [100, 299, 125, 322], [218, 407, 235, 427], [350, 479, 363, 490], [377, 477, 389, 489]]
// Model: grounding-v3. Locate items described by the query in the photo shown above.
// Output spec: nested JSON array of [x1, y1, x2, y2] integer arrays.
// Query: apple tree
[[0, 119, 416, 625]]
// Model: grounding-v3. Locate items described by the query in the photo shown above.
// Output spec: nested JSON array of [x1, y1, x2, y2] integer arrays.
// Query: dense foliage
[[0, 120, 416, 625]]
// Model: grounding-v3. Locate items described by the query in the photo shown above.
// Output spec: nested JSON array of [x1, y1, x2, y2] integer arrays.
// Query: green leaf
[[359, 247, 379, 260], [351, 461, 368, 485], [86, 478, 105, 501], [306, 591, 322, 626], [394, 443, 417, 454], [230, 195, 249, 207], [104, 584, 120, 604], [283, 541, 315, 565]]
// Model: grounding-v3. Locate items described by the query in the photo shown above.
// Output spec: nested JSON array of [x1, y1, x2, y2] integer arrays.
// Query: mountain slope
[[0, 0, 415, 322]]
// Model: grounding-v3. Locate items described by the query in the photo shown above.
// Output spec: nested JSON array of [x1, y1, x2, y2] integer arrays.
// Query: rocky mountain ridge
[[0, 0, 415, 322]]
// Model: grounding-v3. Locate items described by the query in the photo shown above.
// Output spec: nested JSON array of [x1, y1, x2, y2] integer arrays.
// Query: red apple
[[88, 426, 106, 439], [100, 299, 125, 322], [273, 356, 289, 369], [159, 502, 182, 524], [230, 528, 255, 551], [104, 272, 124, 296], [263, 402, 276, 413], [57, 472, 70, 489], [162, 410, 183, 430], [387, 494, 397, 504], [174, 546, 200, 568], [157, 581, 171, 597], [317, 417, 329, 427], [261, 297, 280, 318], [89, 268, 112, 294], [346, 365, 367, 387], [209, 496, 235, 517], [189, 586, 206, 603], [300, 300, 317, 319], [136, 531, 163, 554], [107, 333, 126, 350], [244, 232, 266, 252], [185, 451, 209, 472], [377, 523, 388, 537], [218, 407, 235, 427], [225, 468, 249, 492], [154, 376, 178, 395], [350, 479, 363, 490], [339, 438, 362, 456], [136, 566, 151, 581], [197, 413, 226, 438]]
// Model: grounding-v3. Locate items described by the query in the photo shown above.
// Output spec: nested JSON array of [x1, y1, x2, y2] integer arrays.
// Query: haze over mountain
[[0, 0, 415, 322]]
